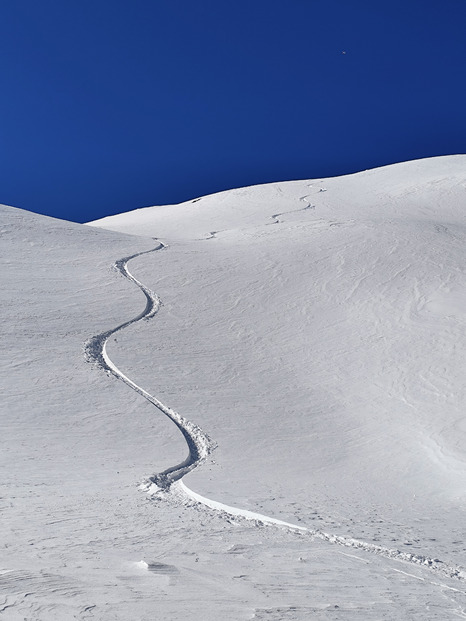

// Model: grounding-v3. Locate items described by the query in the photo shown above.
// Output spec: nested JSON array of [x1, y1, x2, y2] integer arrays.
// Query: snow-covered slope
[[91, 155, 466, 546], [2, 156, 466, 619]]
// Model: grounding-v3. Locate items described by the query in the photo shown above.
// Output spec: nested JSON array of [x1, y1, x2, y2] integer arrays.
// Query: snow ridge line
[[84, 242, 466, 585], [84, 241, 214, 488]]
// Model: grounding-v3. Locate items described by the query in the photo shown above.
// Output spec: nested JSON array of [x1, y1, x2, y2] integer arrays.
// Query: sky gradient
[[1, 0, 465, 223]]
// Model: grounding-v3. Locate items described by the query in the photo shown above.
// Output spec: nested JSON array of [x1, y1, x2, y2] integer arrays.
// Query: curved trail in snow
[[85, 241, 466, 585], [84, 241, 213, 488]]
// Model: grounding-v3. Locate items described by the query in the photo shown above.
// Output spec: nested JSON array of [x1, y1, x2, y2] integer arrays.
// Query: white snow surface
[[2, 155, 466, 619]]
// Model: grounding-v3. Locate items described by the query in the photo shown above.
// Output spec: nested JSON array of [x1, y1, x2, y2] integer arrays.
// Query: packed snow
[[2, 155, 466, 619]]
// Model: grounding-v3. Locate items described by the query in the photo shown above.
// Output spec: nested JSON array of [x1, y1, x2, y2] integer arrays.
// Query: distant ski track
[[269, 196, 315, 226], [85, 241, 466, 586]]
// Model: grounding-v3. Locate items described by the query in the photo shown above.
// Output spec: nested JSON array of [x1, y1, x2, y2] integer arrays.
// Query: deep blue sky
[[1, 1, 465, 223]]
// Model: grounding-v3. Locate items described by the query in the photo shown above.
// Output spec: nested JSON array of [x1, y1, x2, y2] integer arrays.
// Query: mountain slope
[[90, 156, 466, 562], [2, 156, 466, 619]]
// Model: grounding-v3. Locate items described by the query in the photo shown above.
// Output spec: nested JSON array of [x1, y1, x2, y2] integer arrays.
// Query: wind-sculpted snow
[[85, 234, 466, 586], [4, 159, 466, 619]]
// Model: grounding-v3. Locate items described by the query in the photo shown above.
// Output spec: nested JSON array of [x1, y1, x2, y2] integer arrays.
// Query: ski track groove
[[84, 240, 466, 586], [84, 241, 214, 488]]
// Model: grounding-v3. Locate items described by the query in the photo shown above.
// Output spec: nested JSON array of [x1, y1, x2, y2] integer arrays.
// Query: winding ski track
[[84, 241, 466, 586], [84, 241, 213, 488]]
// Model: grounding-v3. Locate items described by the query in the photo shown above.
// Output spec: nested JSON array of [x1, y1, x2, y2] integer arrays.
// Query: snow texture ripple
[[84, 240, 466, 585]]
